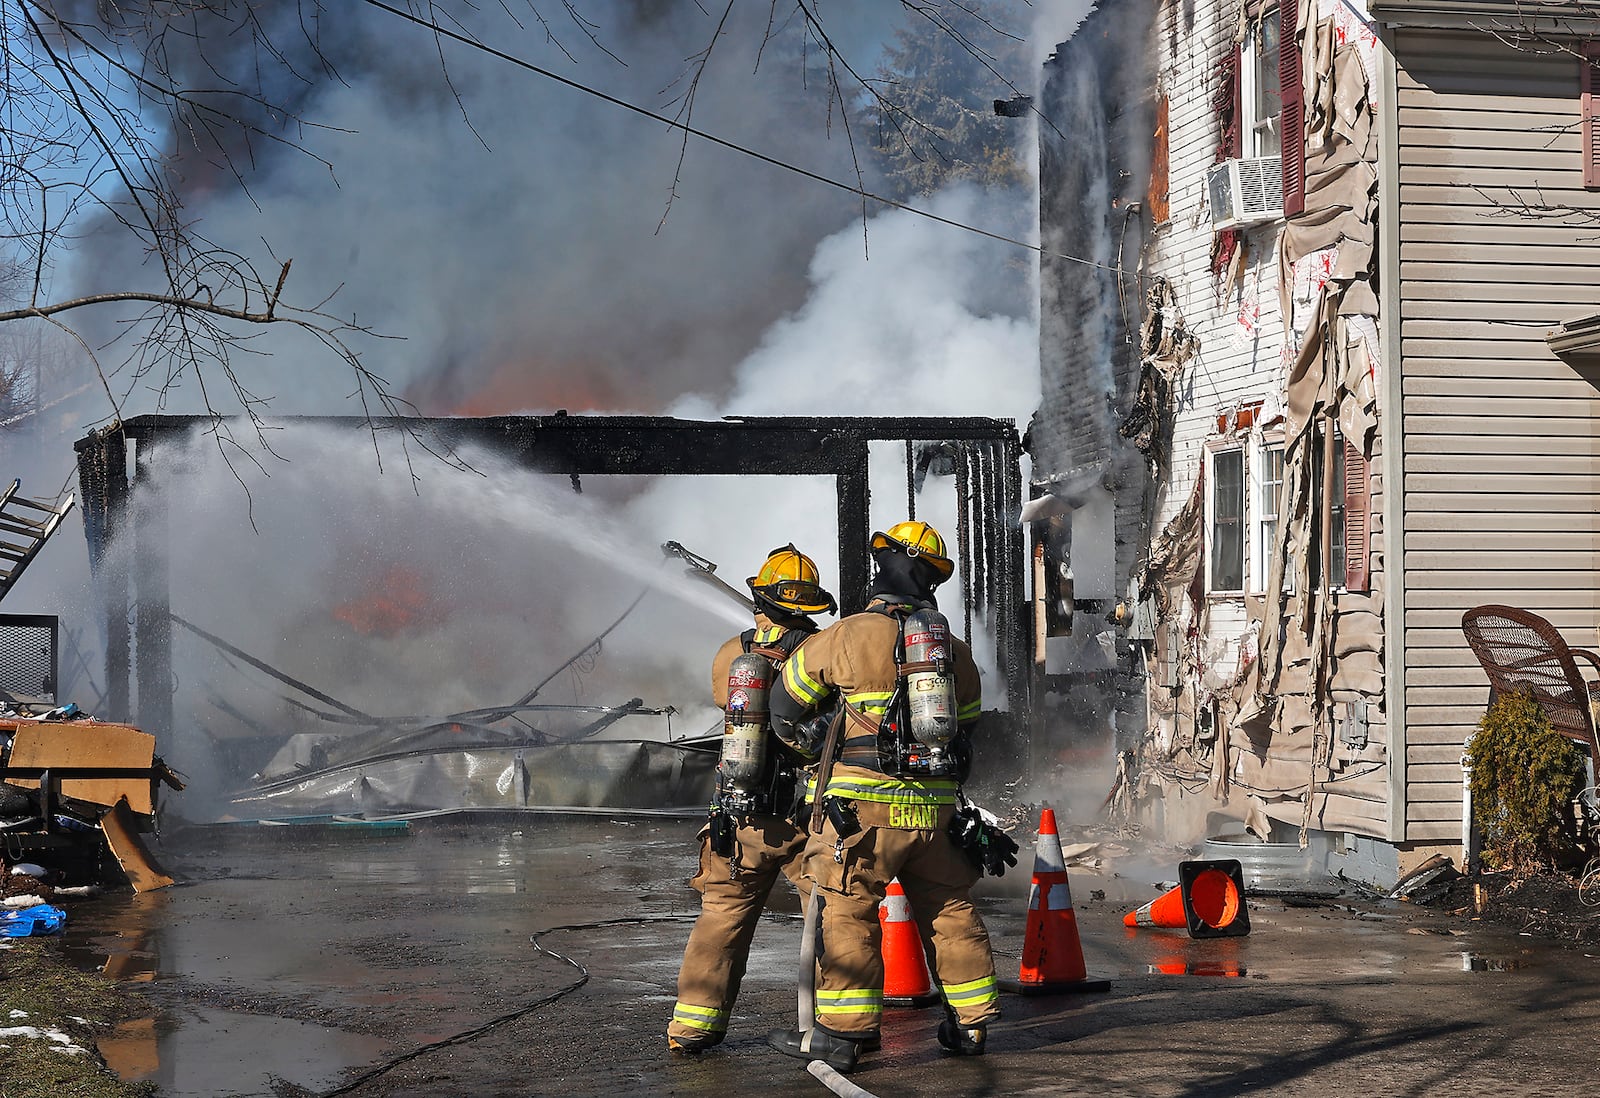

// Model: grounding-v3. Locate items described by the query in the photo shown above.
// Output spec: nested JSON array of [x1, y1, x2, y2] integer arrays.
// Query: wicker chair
[[1460, 604, 1600, 761]]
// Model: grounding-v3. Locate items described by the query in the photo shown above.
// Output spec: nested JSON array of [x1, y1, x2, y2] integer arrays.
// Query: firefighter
[[666, 544, 838, 1055], [765, 520, 1001, 1074]]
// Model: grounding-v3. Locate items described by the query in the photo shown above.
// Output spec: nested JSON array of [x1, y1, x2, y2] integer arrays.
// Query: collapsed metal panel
[[74, 414, 1028, 756]]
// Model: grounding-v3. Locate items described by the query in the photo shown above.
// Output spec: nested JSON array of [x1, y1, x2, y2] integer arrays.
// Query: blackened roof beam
[[86, 415, 1020, 477]]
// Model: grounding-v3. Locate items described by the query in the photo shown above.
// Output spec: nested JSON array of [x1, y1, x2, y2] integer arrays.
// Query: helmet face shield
[[748, 544, 837, 615], [752, 579, 837, 616]]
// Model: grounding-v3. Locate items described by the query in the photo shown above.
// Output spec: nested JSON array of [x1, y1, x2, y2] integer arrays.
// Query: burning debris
[[186, 596, 712, 820]]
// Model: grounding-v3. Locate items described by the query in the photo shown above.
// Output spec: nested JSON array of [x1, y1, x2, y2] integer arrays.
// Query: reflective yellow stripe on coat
[[781, 646, 828, 707], [821, 773, 959, 806]]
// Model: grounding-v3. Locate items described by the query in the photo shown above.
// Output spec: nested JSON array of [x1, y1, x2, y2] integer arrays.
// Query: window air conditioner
[[1206, 156, 1283, 230]]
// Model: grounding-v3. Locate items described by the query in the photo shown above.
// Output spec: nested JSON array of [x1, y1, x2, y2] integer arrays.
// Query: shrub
[[1467, 687, 1587, 872]]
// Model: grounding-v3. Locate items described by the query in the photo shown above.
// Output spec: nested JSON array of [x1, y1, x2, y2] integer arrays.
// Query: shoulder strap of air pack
[[747, 624, 809, 663]]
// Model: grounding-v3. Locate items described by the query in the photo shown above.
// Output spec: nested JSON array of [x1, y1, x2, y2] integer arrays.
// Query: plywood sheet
[[3, 721, 156, 814], [101, 797, 174, 893]]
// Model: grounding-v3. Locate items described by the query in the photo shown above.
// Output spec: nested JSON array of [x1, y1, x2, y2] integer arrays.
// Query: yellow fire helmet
[[747, 543, 838, 616], [870, 520, 955, 581]]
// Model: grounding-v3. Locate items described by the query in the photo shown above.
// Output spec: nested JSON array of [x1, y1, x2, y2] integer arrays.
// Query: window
[[1241, 16, 1282, 158], [1251, 441, 1284, 594], [1213, 9, 1292, 228], [1328, 442, 1347, 589], [1209, 448, 1245, 593], [1309, 429, 1372, 592]]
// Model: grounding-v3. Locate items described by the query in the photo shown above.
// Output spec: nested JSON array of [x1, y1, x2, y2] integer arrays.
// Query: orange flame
[[332, 564, 447, 637]]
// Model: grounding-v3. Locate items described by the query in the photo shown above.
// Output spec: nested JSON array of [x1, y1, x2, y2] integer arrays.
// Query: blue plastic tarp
[[0, 903, 66, 937]]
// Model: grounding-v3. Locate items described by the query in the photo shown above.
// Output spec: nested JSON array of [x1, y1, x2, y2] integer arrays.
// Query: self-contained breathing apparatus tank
[[720, 651, 772, 814], [882, 607, 960, 777]]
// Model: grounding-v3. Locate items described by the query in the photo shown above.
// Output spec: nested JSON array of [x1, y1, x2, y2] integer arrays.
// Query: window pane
[[1251, 16, 1282, 157], [1212, 450, 1245, 591], [1256, 445, 1284, 592], [1330, 438, 1346, 588], [1260, 447, 1283, 519]]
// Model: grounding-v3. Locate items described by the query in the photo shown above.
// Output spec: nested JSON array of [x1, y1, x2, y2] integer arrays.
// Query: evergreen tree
[[867, 3, 1033, 200]]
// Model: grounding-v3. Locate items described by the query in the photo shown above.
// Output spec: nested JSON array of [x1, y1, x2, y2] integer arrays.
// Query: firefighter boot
[[766, 1026, 865, 1073], [667, 1032, 724, 1055], [936, 1013, 987, 1056]]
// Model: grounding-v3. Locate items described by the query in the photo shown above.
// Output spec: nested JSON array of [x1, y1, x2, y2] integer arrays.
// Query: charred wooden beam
[[75, 413, 1030, 748]]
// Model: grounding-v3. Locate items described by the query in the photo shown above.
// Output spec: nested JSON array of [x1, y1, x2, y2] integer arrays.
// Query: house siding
[[1395, 28, 1600, 842], [1127, 0, 1395, 841]]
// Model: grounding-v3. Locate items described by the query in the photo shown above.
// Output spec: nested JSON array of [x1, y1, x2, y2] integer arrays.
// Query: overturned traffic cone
[[880, 878, 941, 1007], [998, 807, 1111, 995], [1123, 859, 1251, 938]]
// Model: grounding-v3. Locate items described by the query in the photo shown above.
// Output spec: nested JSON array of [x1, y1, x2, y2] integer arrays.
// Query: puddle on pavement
[[1146, 960, 1248, 977], [1460, 952, 1532, 972], [98, 1005, 390, 1094], [58, 821, 691, 1096], [62, 888, 395, 1096]]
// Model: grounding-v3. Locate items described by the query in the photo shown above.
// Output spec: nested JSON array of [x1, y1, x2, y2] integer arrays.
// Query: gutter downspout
[[1377, 23, 1408, 847]]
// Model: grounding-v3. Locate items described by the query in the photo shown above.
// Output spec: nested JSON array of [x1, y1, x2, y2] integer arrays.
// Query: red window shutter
[[1342, 439, 1370, 591], [1584, 43, 1600, 190], [1216, 42, 1243, 161], [1279, 0, 1305, 216], [1150, 95, 1171, 223]]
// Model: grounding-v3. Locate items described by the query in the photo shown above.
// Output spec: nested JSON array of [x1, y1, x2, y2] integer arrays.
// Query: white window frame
[[1207, 443, 1247, 596], [1250, 434, 1285, 595], [1241, 13, 1282, 159]]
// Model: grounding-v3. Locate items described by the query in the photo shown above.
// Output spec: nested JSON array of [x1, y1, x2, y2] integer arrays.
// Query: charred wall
[[1031, 0, 1158, 761]]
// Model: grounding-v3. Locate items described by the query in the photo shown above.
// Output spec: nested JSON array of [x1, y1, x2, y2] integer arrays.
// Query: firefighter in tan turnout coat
[[765, 521, 1002, 1074], [666, 545, 837, 1054]]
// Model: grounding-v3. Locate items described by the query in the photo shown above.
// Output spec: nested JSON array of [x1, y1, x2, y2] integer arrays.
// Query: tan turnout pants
[[668, 815, 809, 1042], [805, 799, 1000, 1039]]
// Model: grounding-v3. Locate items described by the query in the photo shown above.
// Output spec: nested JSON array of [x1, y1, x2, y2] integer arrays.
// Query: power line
[[358, 0, 1115, 273]]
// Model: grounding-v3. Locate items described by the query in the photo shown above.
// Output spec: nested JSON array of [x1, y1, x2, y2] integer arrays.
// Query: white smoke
[[53, 3, 909, 420], [0, 4, 1060, 818], [1031, 0, 1098, 70], [627, 184, 1039, 684]]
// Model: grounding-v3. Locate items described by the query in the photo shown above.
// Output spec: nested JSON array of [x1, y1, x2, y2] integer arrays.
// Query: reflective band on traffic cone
[[998, 807, 1111, 995], [879, 878, 941, 1008], [1123, 859, 1251, 939]]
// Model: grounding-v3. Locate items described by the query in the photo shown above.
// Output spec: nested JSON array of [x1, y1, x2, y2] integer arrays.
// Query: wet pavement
[[57, 815, 1600, 1097]]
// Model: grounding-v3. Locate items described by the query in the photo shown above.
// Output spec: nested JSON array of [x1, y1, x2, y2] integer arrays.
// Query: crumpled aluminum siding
[[226, 739, 718, 818]]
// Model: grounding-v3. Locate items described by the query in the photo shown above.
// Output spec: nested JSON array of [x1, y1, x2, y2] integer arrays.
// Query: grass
[[0, 938, 156, 1098]]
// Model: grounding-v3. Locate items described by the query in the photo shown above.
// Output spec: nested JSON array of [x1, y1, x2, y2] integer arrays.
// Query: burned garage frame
[[75, 414, 1028, 750]]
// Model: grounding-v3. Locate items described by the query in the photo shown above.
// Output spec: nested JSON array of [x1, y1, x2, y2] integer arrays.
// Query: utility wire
[[359, 0, 1116, 273]]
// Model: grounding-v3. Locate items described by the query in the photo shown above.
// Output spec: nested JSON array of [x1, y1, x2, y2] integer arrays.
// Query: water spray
[[661, 541, 756, 613]]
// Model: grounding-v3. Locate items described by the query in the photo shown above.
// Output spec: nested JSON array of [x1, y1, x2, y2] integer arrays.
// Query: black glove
[[978, 825, 1020, 877], [948, 805, 1020, 877]]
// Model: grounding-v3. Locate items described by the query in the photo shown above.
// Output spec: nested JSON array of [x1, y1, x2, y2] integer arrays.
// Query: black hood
[[866, 547, 943, 607]]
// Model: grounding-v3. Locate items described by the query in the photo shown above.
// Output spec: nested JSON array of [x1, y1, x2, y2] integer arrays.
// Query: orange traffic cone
[[879, 878, 941, 1007], [1123, 859, 1251, 938], [998, 807, 1111, 995]]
